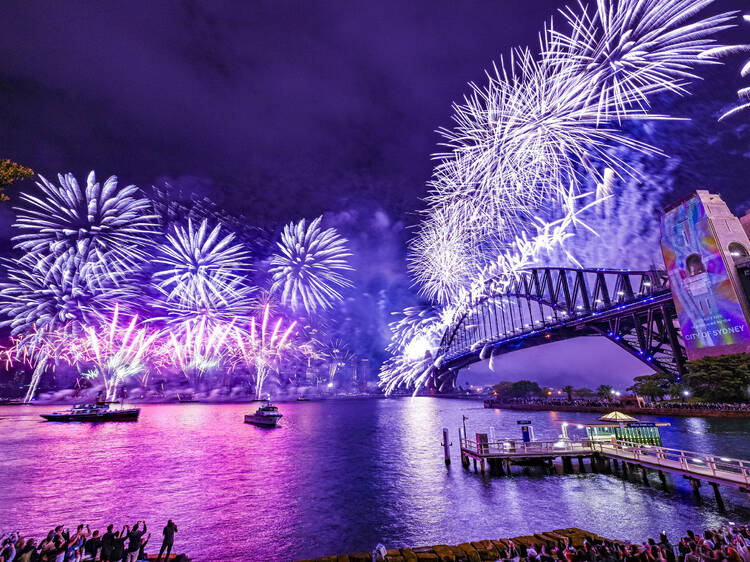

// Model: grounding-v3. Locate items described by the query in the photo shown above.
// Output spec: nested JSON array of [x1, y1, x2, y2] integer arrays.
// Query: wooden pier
[[456, 433, 750, 504]]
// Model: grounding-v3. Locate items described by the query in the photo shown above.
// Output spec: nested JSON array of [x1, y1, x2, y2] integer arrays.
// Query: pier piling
[[442, 428, 451, 466], [641, 467, 649, 486], [658, 471, 667, 487], [710, 483, 725, 511], [577, 456, 585, 473], [685, 476, 702, 498]]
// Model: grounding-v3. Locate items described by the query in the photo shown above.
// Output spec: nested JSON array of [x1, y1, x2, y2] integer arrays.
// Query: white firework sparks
[[232, 305, 297, 399], [12, 171, 157, 282], [707, 14, 750, 121], [378, 305, 455, 396], [0, 254, 123, 338], [82, 304, 160, 400], [269, 216, 353, 315], [408, 209, 477, 305], [167, 318, 236, 381], [152, 218, 255, 326], [414, 0, 732, 306]]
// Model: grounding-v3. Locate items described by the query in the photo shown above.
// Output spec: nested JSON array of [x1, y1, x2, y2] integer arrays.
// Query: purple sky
[[1, 0, 745, 227], [0, 0, 561, 224]]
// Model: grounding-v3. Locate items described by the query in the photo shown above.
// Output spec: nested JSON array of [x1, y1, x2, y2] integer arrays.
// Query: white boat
[[244, 402, 283, 427]]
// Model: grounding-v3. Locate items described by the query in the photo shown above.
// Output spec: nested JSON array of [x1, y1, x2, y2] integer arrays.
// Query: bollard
[[442, 428, 451, 466]]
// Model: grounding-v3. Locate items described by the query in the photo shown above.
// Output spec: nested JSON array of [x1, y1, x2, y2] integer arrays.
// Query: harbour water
[[1, 398, 749, 561]]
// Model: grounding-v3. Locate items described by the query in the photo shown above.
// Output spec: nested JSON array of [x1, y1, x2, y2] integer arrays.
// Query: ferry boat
[[40, 402, 140, 422], [244, 402, 283, 427]]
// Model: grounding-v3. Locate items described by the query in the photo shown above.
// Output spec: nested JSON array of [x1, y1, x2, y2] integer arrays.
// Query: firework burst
[[167, 318, 236, 382], [232, 305, 297, 399], [705, 14, 750, 121], [81, 304, 161, 399], [377, 305, 453, 396], [414, 0, 732, 305], [13, 171, 157, 282], [152, 219, 255, 328], [323, 339, 354, 382], [269, 216, 353, 315]]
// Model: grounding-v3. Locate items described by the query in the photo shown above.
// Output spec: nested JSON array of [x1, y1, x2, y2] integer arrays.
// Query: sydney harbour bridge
[[433, 267, 684, 389]]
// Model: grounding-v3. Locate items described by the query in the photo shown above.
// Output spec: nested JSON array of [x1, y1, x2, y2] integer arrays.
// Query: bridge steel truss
[[434, 267, 686, 389]]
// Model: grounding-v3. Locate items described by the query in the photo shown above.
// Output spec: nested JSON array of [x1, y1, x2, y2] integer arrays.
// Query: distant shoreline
[[483, 400, 750, 419], [0, 394, 389, 406]]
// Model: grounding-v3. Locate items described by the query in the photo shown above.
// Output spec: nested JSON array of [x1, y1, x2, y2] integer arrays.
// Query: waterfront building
[[660, 191, 750, 359]]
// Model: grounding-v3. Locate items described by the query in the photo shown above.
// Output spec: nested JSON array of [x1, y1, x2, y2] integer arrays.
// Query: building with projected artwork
[[660, 191, 750, 360]]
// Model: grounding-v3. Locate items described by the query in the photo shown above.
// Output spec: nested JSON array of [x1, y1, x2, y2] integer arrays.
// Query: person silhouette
[[157, 520, 178, 561]]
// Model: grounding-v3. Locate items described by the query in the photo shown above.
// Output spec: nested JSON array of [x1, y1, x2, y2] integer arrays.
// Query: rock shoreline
[[298, 527, 621, 562]]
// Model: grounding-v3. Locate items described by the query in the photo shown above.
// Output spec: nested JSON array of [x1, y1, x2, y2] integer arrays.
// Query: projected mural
[[660, 194, 750, 359]]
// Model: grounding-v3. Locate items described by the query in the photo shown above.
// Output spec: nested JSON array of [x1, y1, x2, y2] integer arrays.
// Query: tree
[[511, 380, 543, 399], [596, 385, 613, 400], [637, 379, 664, 402], [562, 385, 574, 401], [492, 380, 542, 400], [685, 354, 750, 403], [667, 383, 687, 401], [491, 381, 515, 401], [575, 387, 596, 399], [628, 373, 671, 402], [0, 159, 33, 201]]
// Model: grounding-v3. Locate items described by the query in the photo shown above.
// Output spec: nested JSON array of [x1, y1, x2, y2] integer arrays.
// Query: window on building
[[728, 242, 749, 262], [686, 254, 706, 276]]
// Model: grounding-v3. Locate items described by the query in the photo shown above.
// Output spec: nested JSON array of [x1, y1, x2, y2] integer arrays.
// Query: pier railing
[[460, 437, 591, 457], [590, 440, 750, 487]]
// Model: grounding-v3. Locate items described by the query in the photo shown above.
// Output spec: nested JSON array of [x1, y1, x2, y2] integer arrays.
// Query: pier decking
[[457, 435, 750, 503]]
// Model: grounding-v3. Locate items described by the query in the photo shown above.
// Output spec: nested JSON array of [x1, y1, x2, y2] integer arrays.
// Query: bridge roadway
[[458, 437, 750, 503]]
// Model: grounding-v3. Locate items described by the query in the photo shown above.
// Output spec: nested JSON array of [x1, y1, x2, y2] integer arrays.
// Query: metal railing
[[590, 440, 750, 486], [460, 437, 592, 456]]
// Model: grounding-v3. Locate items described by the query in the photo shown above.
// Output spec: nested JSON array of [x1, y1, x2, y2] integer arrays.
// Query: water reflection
[[0, 400, 748, 560]]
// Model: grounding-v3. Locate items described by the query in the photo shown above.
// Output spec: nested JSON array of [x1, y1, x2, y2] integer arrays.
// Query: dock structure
[[456, 433, 750, 504]]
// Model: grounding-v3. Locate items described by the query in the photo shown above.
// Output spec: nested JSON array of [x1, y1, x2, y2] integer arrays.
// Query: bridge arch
[[434, 267, 686, 390]]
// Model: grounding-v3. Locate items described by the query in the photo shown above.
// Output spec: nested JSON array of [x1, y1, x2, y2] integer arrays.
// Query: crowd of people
[[490, 524, 750, 562], [0, 520, 179, 562], [489, 397, 750, 412], [647, 402, 750, 412]]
